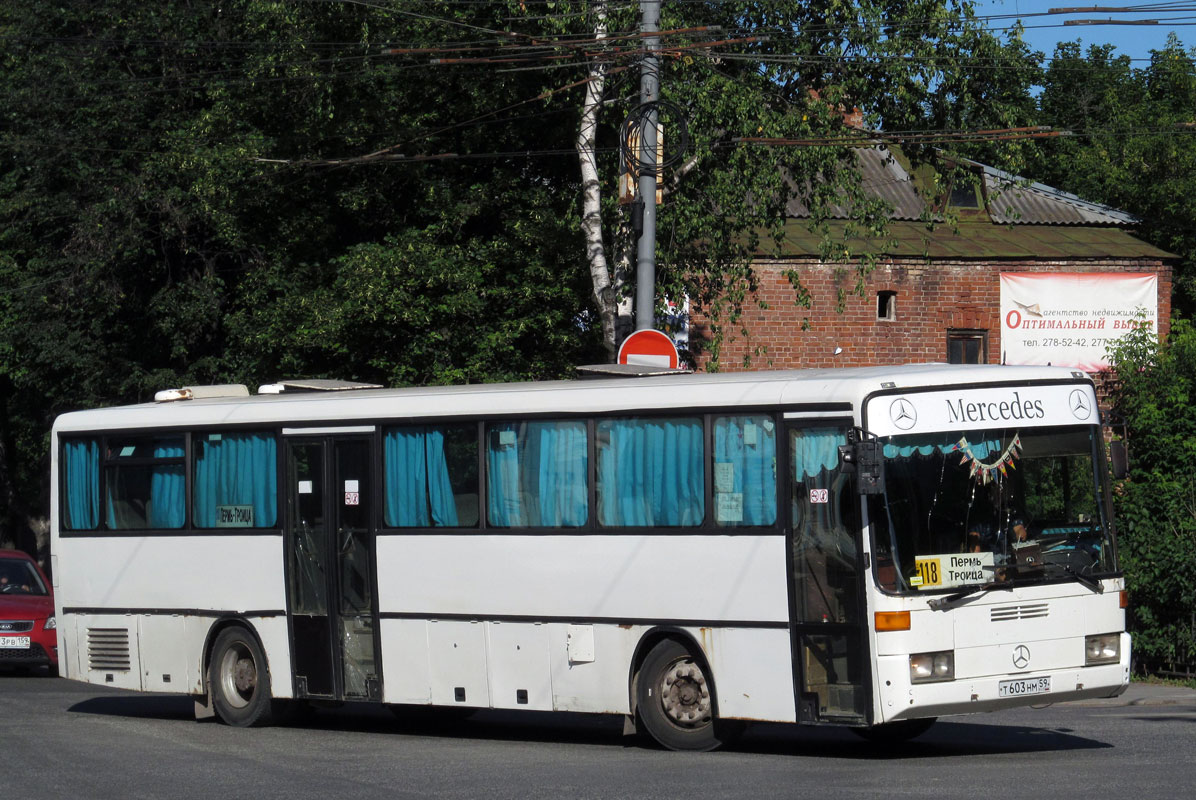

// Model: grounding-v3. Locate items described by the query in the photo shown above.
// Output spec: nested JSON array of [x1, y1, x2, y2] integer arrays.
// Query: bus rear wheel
[[636, 639, 732, 751], [209, 625, 276, 727]]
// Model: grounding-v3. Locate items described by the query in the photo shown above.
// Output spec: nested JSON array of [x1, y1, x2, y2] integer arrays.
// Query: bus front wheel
[[209, 625, 276, 727], [636, 639, 731, 751]]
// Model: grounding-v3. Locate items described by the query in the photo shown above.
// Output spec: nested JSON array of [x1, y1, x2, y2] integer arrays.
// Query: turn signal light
[[1120, 590, 1129, 609], [875, 611, 911, 632]]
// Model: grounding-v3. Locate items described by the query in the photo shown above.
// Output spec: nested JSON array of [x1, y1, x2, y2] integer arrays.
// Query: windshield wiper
[[1043, 562, 1104, 594], [927, 579, 1015, 610]]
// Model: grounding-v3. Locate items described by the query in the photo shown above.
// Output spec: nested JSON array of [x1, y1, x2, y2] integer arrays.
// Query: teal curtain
[[598, 417, 704, 527], [384, 427, 460, 527], [64, 439, 100, 530], [713, 416, 776, 526], [883, 436, 1001, 460], [486, 421, 587, 527], [193, 433, 278, 528], [793, 428, 841, 479], [149, 442, 186, 528]]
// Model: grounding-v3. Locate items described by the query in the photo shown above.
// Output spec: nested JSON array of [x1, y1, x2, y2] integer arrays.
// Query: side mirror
[[840, 431, 885, 495], [1109, 440, 1128, 480]]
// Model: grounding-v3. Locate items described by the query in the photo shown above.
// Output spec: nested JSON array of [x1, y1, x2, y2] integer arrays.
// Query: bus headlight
[[910, 651, 954, 683], [1085, 634, 1120, 665]]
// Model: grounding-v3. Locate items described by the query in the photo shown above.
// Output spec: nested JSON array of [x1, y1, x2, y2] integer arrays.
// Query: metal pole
[[634, 0, 660, 332]]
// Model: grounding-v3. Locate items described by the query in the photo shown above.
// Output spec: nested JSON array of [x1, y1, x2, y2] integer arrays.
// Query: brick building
[[691, 148, 1173, 372]]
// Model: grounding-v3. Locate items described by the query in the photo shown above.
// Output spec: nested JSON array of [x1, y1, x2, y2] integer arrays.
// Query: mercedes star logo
[[1012, 644, 1031, 670], [1069, 389, 1092, 420], [889, 398, 917, 430]]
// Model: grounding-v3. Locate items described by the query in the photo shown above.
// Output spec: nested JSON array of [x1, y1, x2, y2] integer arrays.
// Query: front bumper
[[0, 630, 58, 669], [876, 635, 1131, 722]]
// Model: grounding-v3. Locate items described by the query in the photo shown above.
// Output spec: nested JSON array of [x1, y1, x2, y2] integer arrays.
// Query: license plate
[[0, 636, 31, 649], [998, 676, 1051, 697]]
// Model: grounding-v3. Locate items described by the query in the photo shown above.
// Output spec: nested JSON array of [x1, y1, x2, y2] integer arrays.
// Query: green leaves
[[1108, 320, 1196, 667]]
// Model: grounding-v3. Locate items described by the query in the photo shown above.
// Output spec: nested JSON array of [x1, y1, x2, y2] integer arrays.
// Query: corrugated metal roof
[[769, 220, 1174, 260], [782, 146, 1137, 227]]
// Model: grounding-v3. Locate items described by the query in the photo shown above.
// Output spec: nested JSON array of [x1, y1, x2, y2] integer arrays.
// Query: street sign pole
[[634, 0, 660, 332]]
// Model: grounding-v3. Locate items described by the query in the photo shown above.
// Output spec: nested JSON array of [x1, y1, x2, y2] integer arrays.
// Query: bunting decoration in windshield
[[954, 434, 1022, 485]]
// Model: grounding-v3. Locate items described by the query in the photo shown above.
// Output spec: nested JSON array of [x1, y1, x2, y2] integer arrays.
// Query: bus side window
[[596, 417, 704, 527], [383, 425, 479, 528], [192, 432, 278, 529], [105, 436, 185, 530], [485, 421, 588, 528]]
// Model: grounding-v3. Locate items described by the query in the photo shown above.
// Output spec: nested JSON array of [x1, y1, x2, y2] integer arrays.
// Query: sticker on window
[[216, 505, 254, 528], [714, 462, 735, 493], [716, 492, 743, 523]]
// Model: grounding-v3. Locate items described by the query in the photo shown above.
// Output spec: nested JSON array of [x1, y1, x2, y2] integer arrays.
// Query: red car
[[0, 549, 58, 673]]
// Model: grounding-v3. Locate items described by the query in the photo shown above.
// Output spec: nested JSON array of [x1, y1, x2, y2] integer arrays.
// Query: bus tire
[[851, 717, 937, 743], [636, 638, 726, 751], [209, 625, 276, 727]]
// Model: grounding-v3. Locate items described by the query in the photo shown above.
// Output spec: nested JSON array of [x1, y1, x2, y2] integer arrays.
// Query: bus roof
[[52, 363, 1091, 434]]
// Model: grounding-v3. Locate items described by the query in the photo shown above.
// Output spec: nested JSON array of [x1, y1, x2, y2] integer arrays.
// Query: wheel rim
[[218, 641, 257, 710], [657, 657, 712, 729]]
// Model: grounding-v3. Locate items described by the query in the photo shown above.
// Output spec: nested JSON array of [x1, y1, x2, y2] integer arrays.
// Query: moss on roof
[[766, 220, 1175, 260]]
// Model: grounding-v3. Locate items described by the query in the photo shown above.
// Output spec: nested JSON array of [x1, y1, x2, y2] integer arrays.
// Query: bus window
[[712, 415, 777, 527], [383, 425, 479, 527], [192, 432, 278, 528], [63, 438, 100, 530], [596, 417, 704, 527], [486, 421, 587, 527], [105, 436, 185, 530]]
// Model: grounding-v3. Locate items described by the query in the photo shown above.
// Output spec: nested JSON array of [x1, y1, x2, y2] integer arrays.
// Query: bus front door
[[788, 423, 869, 725], [285, 436, 380, 701]]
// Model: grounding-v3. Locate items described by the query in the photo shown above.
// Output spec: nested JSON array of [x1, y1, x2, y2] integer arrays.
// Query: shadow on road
[[68, 694, 195, 721], [65, 693, 1113, 757]]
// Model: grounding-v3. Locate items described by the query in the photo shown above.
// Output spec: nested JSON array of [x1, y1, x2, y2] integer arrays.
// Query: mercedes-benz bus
[[50, 364, 1129, 750]]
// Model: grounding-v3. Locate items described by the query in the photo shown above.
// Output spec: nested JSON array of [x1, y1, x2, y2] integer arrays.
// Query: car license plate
[[998, 676, 1051, 697], [0, 635, 31, 649]]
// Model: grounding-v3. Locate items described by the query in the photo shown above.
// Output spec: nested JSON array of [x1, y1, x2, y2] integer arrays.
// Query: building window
[[876, 291, 897, 321], [949, 180, 982, 209], [947, 330, 988, 364]]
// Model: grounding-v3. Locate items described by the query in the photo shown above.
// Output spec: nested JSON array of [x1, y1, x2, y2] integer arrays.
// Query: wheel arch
[[627, 626, 722, 721], [199, 616, 273, 698]]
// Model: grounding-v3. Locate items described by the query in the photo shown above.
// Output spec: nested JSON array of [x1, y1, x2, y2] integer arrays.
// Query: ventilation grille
[[87, 627, 131, 671], [990, 603, 1050, 622]]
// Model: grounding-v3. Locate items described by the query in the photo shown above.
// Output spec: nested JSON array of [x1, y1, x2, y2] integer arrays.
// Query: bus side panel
[[54, 535, 286, 614], [375, 534, 789, 623], [547, 623, 636, 715], [707, 627, 798, 722], [380, 619, 432, 705]]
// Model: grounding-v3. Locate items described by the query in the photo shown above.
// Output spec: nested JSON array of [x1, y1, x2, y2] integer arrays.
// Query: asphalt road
[[2, 672, 1195, 800]]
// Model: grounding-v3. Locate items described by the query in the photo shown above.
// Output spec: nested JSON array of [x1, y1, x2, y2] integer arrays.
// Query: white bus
[[50, 365, 1129, 750]]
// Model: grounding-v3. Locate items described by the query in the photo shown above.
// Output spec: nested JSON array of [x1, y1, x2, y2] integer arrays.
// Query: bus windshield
[[869, 425, 1116, 595]]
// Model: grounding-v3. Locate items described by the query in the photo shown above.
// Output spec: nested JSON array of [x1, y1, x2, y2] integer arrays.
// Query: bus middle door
[[285, 434, 381, 701]]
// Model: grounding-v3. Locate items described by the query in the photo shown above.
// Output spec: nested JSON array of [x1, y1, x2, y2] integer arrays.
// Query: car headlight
[[910, 651, 955, 683], [44, 616, 56, 631], [1085, 633, 1120, 665]]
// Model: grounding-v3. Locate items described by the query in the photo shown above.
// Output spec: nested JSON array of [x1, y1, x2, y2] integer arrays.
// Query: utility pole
[[634, 0, 660, 331]]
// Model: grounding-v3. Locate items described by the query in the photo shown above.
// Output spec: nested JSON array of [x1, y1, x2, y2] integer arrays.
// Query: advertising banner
[[1000, 273, 1157, 371]]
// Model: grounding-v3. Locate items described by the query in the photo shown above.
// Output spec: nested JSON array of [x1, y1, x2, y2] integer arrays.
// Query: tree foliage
[[1029, 35, 1196, 316], [1107, 320, 1196, 667]]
